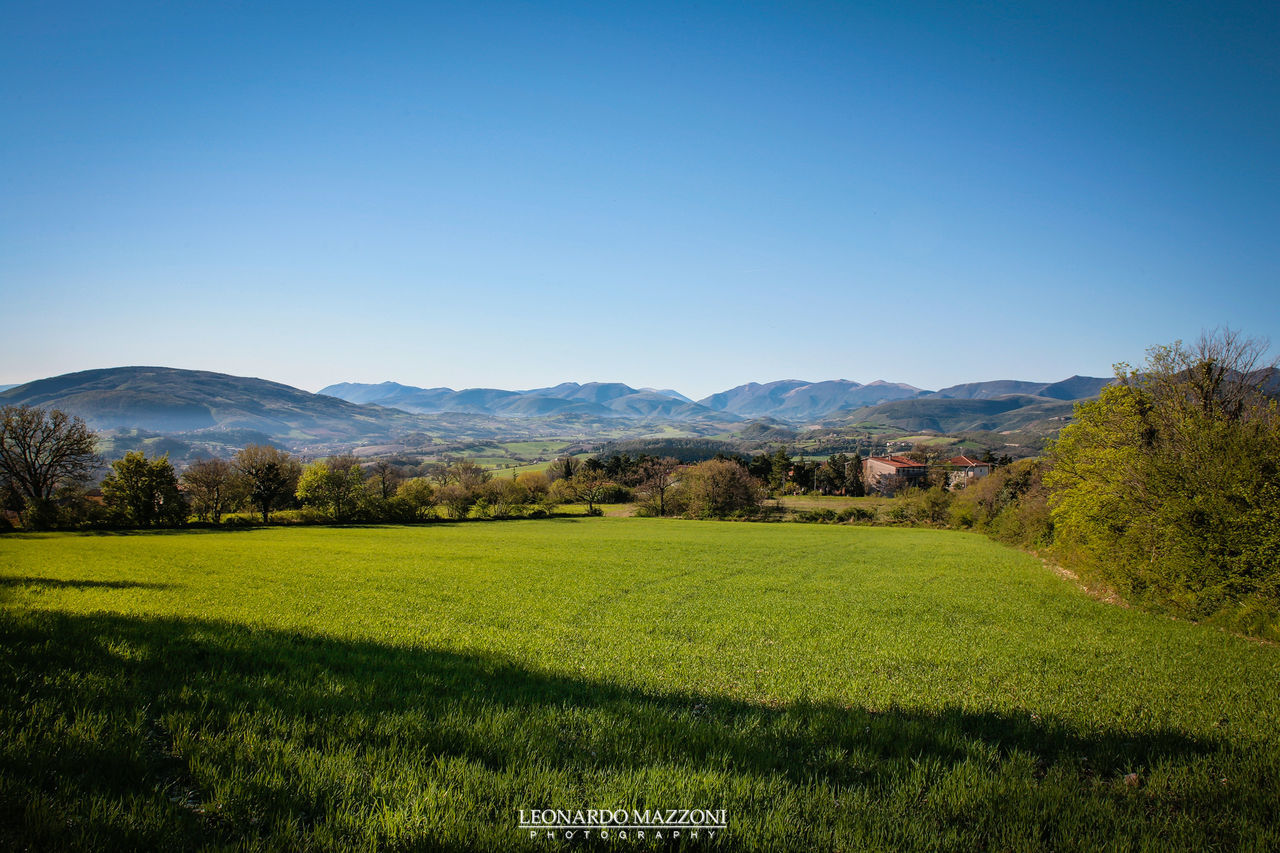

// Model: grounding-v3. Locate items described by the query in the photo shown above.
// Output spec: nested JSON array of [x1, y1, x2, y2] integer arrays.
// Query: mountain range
[[0, 367, 1118, 452], [317, 381, 723, 421], [318, 377, 936, 421]]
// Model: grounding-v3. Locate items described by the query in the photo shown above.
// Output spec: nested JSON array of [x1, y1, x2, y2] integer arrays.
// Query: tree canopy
[[102, 451, 187, 527], [1047, 329, 1280, 624]]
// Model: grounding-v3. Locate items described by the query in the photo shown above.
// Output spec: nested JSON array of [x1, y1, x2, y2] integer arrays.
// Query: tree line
[[0, 422, 771, 526]]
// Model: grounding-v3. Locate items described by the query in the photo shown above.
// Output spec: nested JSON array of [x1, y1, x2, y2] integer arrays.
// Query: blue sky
[[2, 0, 1276, 399]]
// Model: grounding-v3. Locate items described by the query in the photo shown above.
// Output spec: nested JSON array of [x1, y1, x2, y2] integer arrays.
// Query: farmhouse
[[862, 455, 928, 494], [946, 455, 991, 488]]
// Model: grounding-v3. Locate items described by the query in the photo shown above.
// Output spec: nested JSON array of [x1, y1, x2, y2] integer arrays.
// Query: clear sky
[[2, 0, 1276, 399]]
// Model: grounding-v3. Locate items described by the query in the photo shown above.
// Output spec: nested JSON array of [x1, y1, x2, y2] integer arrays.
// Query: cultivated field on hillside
[[2, 521, 1277, 850]]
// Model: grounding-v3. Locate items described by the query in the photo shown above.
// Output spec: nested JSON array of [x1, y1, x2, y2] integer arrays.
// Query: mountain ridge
[[1, 367, 1119, 456]]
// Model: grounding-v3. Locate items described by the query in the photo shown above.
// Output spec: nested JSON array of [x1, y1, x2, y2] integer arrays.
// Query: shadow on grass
[[0, 576, 176, 591], [0, 609, 1244, 850]]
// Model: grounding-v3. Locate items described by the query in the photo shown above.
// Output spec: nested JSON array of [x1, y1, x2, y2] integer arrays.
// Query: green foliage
[[100, 451, 188, 527], [295, 456, 367, 522], [232, 444, 302, 524], [919, 484, 953, 525], [768, 448, 791, 492], [2, 522, 1279, 849], [394, 477, 437, 520], [952, 458, 1054, 548], [679, 458, 765, 518], [1047, 333, 1280, 631], [795, 508, 838, 523]]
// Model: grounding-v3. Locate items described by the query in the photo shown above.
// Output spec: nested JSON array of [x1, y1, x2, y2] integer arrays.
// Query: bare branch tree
[[0, 406, 99, 521]]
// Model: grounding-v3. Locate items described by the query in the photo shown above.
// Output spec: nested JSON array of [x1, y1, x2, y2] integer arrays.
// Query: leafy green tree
[[296, 456, 366, 521], [747, 453, 773, 482], [101, 451, 188, 527], [846, 453, 866, 497], [816, 455, 848, 495], [556, 470, 613, 515], [680, 458, 765, 518], [233, 444, 302, 524], [768, 448, 791, 493], [1047, 329, 1280, 623], [394, 477, 437, 520], [515, 471, 550, 500]]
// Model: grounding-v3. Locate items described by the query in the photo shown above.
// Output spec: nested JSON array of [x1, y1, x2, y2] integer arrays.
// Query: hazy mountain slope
[[0, 367, 414, 440], [928, 376, 1112, 401], [776, 379, 922, 418], [526, 382, 636, 404], [1255, 367, 1280, 396], [644, 388, 694, 403], [698, 379, 921, 419], [485, 396, 611, 417], [928, 380, 1049, 399], [834, 395, 1077, 433], [696, 380, 810, 416], [322, 380, 733, 421], [1037, 375, 1115, 400]]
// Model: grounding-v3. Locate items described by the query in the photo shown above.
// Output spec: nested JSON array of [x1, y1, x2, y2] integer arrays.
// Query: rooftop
[[867, 455, 927, 469], [949, 455, 989, 467]]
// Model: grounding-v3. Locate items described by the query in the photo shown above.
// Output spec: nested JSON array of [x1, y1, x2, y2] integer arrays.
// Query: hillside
[[830, 395, 1078, 433], [696, 379, 922, 419], [0, 367, 419, 444], [927, 376, 1112, 400]]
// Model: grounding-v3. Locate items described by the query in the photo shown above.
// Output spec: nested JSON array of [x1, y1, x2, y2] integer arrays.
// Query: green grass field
[[2, 521, 1278, 850]]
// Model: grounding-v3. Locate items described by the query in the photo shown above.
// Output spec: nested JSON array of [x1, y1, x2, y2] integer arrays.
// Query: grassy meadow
[[2, 520, 1278, 850]]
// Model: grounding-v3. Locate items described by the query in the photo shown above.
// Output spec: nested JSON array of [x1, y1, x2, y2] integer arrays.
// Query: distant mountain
[[323, 375, 1108, 423], [695, 380, 811, 417], [643, 388, 694, 403], [2, 367, 1120, 458], [1036, 375, 1115, 400], [320, 380, 735, 422], [697, 379, 922, 420], [0, 367, 419, 444], [928, 376, 1113, 400], [316, 381, 450, 406], [0, 384, 17, 393], [1255, 367, 1280, 396], [928, 380, 1049, 399], [829, 395, 1078, 433]]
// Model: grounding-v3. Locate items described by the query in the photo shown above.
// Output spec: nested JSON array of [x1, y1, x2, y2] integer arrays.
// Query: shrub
[[796, 509, 838, 523], [678, 460, 765, 519]]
